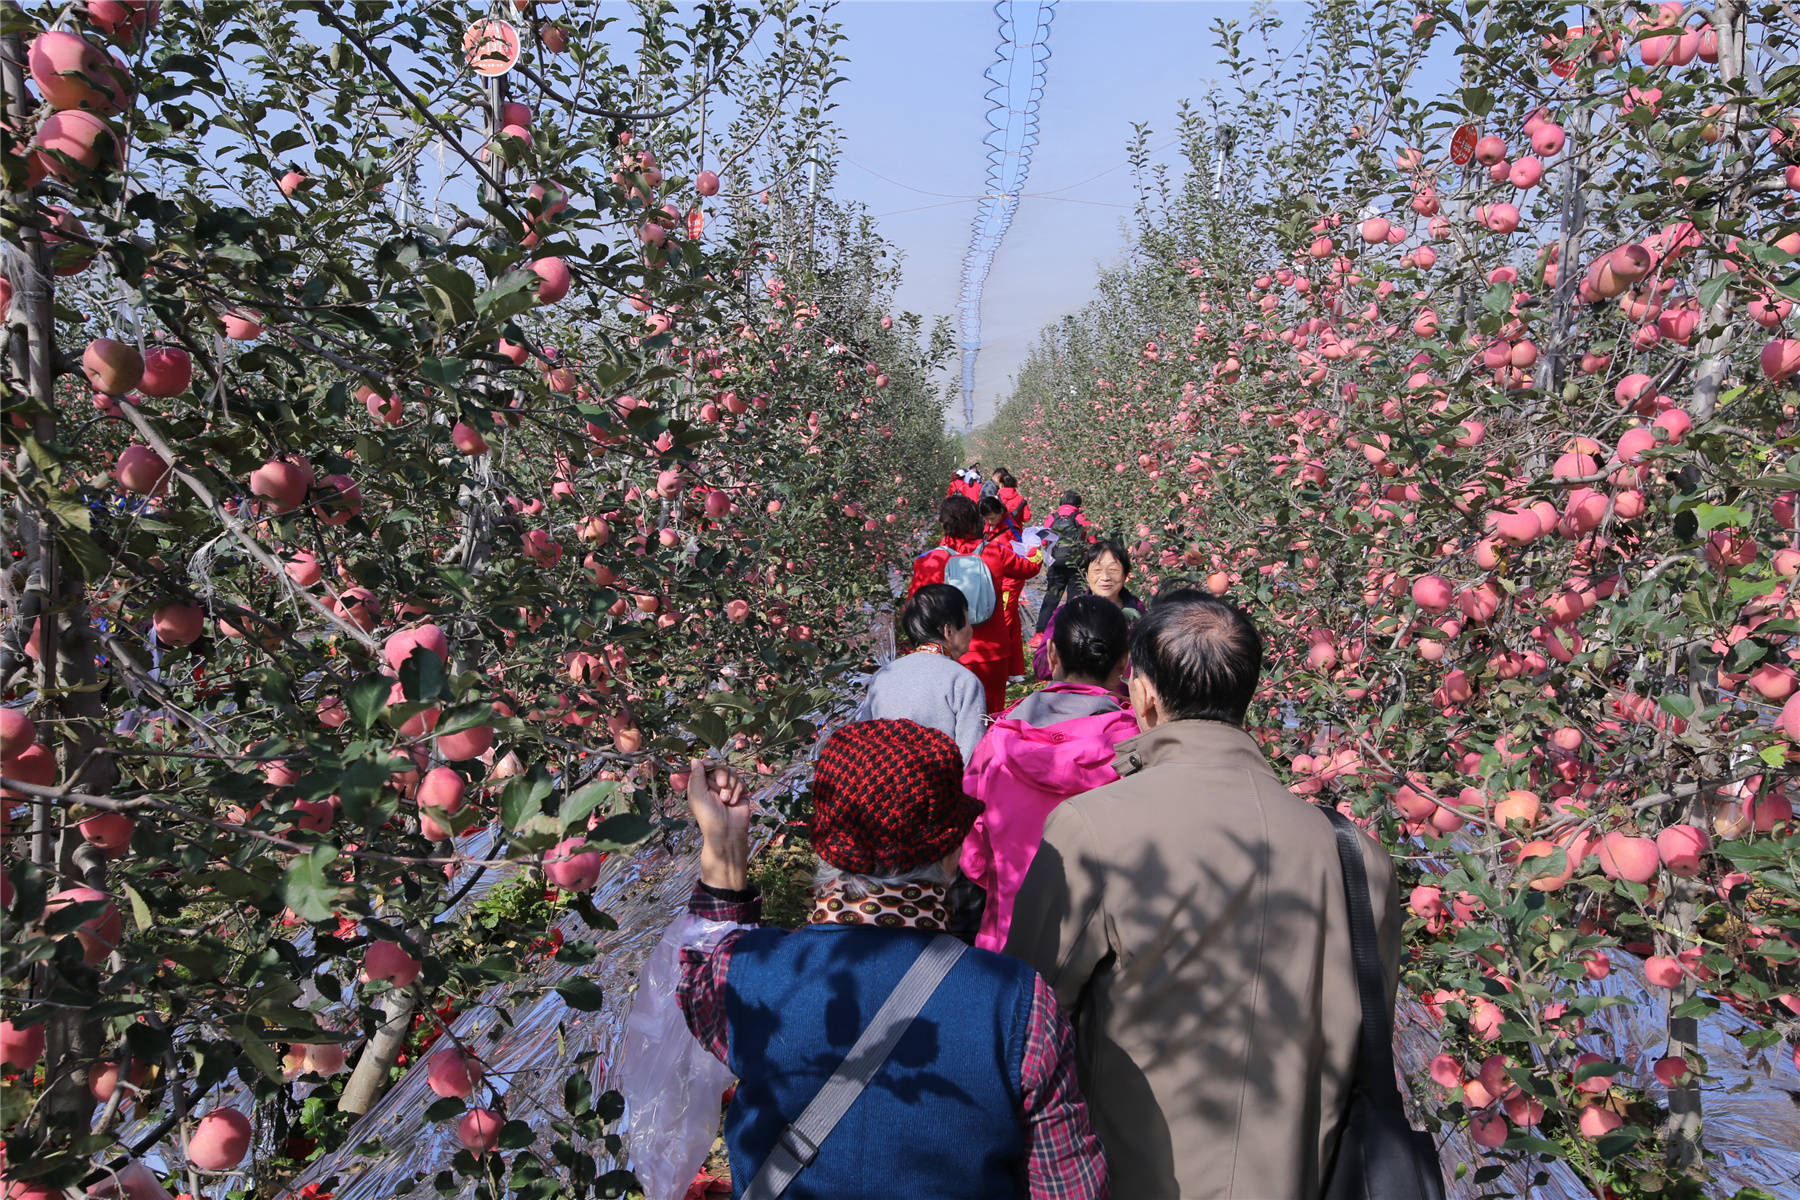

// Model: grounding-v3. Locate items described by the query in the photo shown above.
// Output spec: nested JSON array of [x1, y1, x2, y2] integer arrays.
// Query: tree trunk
[[1691, 0, 1750, 422], [341, 69, 513, 1121], [1539, 103, 1592, 396], [1657, 644, 1719, 1171], [4, 14, 116, 1135], [337, 989, 418, 1117]]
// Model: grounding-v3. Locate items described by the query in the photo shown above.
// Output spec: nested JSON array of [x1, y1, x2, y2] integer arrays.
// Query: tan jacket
[[1004, 720, 1401, 1200]]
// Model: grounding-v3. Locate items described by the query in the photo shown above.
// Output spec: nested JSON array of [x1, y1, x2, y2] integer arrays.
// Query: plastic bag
[[620, 914, 743, 1200]]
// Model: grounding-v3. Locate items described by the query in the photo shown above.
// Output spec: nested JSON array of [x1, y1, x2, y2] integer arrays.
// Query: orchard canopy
[[2, 2, 1799, 1200]]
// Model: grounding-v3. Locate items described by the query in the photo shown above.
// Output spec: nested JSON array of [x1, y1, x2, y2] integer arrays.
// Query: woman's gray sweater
[[856, 650, 988, 765]]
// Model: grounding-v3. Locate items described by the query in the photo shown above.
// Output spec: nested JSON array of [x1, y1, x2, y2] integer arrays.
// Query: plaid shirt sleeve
[[1020, 973, 1109, 1199], [675, 883, 760, 1065]]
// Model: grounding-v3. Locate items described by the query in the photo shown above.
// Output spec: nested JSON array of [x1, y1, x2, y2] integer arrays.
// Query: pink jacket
[[959, 683, 1142, 951]]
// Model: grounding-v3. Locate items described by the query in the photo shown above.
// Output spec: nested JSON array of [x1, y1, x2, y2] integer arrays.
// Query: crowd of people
[[666, 468, 1412, 1200]]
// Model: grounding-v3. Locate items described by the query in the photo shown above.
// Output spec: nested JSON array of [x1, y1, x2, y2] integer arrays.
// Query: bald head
[[1129, 589, 1263, 724]]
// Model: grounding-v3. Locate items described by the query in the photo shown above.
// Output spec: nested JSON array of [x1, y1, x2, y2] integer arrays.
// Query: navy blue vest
[[724, 925, 1034, 1199]]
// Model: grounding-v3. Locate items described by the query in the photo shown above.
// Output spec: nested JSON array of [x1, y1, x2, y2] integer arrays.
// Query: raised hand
[[688, 758, 752, 892]]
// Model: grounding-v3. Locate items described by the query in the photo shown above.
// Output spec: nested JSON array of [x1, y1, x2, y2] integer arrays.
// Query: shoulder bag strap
[[741, 935, 968, 1200], [1322, 808, 1399, 1094]]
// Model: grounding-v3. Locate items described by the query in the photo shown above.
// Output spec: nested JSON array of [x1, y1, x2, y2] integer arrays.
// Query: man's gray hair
[[813, 857, 956, 900]]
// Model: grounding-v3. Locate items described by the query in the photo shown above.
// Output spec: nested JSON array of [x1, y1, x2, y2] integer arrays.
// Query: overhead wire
[[954, 0, 1060, 427]]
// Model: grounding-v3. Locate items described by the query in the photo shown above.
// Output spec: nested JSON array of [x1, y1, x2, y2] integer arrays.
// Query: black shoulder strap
[[1323, 808, 1398, 1091]]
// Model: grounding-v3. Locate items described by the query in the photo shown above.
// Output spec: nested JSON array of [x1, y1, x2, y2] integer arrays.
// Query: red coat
[[997, 486, 1032, 527], [909, 535, 1042, 669], [998, 565, 1027, 676]]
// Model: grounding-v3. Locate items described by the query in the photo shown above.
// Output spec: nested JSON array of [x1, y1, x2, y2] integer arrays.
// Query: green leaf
[[555, 978, 605, 1011], [561, 780, 618, 832], [283, 845, 342, 922], [585, 812, 654, 851], [1575, 1058, 1629, 1083], [1670, 995, 1720, 1019], [563, 1071, 594, 1114], [1694, 503, 1752, 532], [424, 1097, 466, 1121], [417, 261, 477, 326], [0, 1084, 33, 1129], [418, 356, 467, 386], [56, 528, 111, 580], [1596, 1128, 1646, 1159], [501, 771, 553, 831], [122, 883, 153, 932], [42, 491, 90, 531], [498, 1118, 534, 1150], [346, 673, 390, 732], [688, 709, 728, 751], [1697, 272, 1730, 313], [1739, 473, 1800, 491], [475, 273, 539, 322], [235, 1029, 286, 1082], [398, 646, 445, 704]]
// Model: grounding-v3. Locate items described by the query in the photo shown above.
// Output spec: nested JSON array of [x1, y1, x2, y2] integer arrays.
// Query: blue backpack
[[922, 542, 997, 625]]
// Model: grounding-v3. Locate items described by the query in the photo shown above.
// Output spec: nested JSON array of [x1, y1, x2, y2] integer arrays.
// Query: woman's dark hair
[[1054, 594, 1130, 683], [1059, 490, 1082, 508], [978, 496, 1006, 520], [902, 584, 968, 646], [939, 494, 982, 539], [1128, 589, 1263, 724], [1083, 537, 1132, 579], [996, 469, 1016, 488]]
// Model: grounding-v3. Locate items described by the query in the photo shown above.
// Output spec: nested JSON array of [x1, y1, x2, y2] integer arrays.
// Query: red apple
[[138, 347, 191, 397], [544, 836, 602, 891], [78, 810, 134, 857], [362, 940, 422, 987], [152, 602, 204, 646], [186, 1107, 252, 1170], [249, 455, 314, 513], [529, 257, 571, 304], [0, 1019, 45, 1069], [426, 1047, 483, 1098], [0, 707, 35, 758], [46, 886, 123, 964], [82, 337, 143, 394], [456, 1108, 502, 1154], [436, 723, 494, 762], [115, 444, 169, 494]]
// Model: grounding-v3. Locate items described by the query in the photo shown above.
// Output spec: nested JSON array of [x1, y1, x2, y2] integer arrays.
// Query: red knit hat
[[810, 719, 980, 876]]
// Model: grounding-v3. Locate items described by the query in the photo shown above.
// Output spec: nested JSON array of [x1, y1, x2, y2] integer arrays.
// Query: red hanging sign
[[1449, 124, 1479, 165], [464, 19, 520, 76]]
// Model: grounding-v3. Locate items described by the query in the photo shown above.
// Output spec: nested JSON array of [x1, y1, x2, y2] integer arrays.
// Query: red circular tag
[[1450, 124, 1479, 165], [464, 19, 521, 76]]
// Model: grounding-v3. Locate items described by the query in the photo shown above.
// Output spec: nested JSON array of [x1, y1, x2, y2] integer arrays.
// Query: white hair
[[813, 857, 956, 900]]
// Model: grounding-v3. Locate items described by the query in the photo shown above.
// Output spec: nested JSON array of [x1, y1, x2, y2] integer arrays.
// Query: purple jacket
[[959, 683, 1142, 952]]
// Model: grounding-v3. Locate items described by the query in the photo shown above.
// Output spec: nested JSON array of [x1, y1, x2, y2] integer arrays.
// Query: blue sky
[[825, 1, 1313, 426]]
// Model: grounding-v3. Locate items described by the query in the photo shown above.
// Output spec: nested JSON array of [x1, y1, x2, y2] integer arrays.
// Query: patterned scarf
[[809, 880, 950, 930]]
